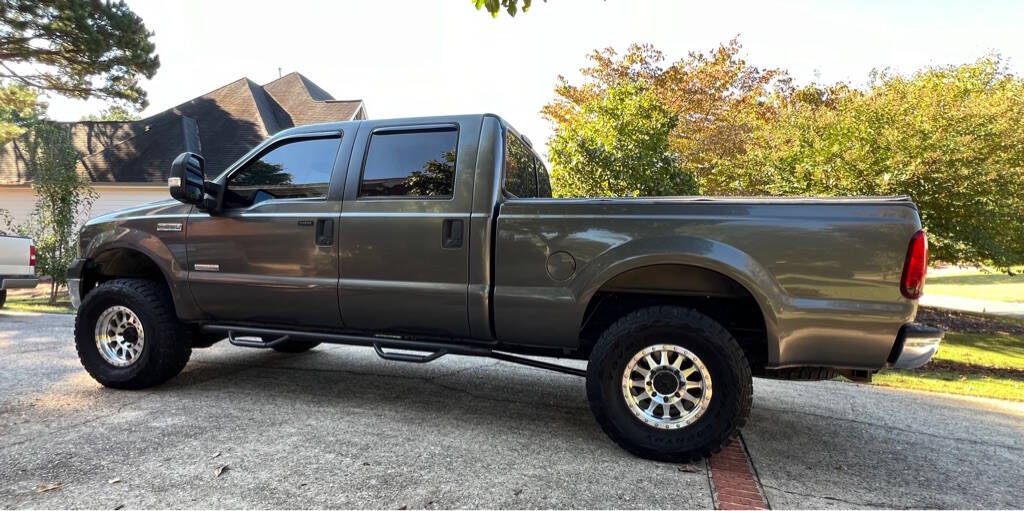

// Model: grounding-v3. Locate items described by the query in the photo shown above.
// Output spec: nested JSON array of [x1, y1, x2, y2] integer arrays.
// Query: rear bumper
[[0, 275, 38, 290], [889, 323, 944, 369]]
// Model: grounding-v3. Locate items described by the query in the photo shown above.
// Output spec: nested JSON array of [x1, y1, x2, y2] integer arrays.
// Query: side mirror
[[169, 152, 206, 206]]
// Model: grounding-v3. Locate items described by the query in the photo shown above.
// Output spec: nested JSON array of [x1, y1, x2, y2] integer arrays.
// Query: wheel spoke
[[644, 355, 657, 369], [681, 366, 697, 378], [680, 391, 699, 404], [659, 351, 669, 366]]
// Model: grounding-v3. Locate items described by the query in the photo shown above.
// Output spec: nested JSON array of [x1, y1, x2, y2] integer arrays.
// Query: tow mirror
[[169, 152, 206, 206]]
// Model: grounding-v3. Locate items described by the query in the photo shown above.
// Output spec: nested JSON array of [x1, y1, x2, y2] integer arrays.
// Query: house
[[0, 73, 366, 226]]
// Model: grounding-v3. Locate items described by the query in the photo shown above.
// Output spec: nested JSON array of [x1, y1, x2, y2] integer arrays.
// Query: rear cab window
[[504, 132, 537, 198]]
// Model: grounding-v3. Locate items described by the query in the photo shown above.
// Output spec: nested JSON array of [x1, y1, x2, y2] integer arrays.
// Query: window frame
[[222, 131, 343, 208], [356, 123, 461, 201]]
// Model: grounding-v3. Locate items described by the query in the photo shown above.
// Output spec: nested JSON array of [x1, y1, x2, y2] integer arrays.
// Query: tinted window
[[226, 136, 339, 207], [535, 157, 552, 198], [504, 133, 536, 198], [360, 127, 457, 197]]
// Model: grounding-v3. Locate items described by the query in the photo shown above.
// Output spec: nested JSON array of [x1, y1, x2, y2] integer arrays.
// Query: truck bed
[[493, 196, 921, 370]]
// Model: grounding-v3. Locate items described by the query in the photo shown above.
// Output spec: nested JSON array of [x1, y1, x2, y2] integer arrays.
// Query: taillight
[[900, 230, 927, 299], [29, 245, 36, 267]]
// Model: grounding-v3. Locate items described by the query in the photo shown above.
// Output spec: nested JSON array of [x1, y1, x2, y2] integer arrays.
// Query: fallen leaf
[[212, 452, 221, 459], [114, 505, 124, 510], [108, 478, 122, 484], [678, 463, 699, 473], [398, 505, 408, 510], [34, 483, 61, 493], [214, 465, 229, 477]]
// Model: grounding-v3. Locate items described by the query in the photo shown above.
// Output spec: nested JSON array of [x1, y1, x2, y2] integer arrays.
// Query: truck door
[[338, 119, 479, 338], [186, 131, 349, 328]]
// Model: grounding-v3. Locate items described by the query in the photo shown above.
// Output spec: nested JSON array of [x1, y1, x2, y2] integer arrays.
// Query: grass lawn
[[3, 296, 74, 314], [926, 268, 1024, 303], [3, 282, 74, 314], [875, 325, 1024, 401]]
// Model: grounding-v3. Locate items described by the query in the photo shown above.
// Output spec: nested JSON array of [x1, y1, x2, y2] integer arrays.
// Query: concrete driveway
[[1, 311, 1022, 509]]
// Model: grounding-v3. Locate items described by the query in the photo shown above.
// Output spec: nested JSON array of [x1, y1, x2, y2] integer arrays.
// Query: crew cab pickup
[[0, 235, 37, 308], [68, 114, 942, 461]]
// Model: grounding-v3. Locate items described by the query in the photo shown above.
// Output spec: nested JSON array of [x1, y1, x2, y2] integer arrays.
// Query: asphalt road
[[1, 310, 1022, 509]]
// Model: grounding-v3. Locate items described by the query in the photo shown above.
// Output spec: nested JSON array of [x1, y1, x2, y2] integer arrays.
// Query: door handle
[[315, 219, 334, 246], [442, 219, 463, 248]]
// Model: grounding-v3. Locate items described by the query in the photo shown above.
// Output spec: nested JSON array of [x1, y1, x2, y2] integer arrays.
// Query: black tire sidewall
[[74, 280, 186, 388], [588, 308, 750, 461], [0, 289, 6, 308]]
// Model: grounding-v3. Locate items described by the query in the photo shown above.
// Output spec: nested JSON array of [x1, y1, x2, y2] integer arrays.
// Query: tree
[[548, 81, 692, 197], [473, 0, 537, 17], [0, 82, 43, 143], [710, 57, 1024, 269], [80, 105, 140, 122], [20, 122, 96, 304], [543, 39, 790, 189], [0, 0, 159, 108]]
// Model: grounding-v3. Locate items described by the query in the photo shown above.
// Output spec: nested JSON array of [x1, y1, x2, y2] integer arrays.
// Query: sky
[[43, 0, 1024, 159]]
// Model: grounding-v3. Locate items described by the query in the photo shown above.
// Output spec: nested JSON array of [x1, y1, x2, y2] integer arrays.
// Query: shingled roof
[[0, 73, 366, 185]]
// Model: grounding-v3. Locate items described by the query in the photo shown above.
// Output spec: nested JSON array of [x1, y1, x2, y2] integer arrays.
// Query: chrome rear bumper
[[889, 323, 944, 369]]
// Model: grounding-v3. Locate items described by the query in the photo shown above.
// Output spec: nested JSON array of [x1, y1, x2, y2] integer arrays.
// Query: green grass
[[875, 331, 1024, 401], [3, 296, 74, 314], [927, 269, 1024, 303], [873, 370, 1024, 401]]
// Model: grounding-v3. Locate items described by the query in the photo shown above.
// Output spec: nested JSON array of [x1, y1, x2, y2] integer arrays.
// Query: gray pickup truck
[[68, 114, 941, 461]]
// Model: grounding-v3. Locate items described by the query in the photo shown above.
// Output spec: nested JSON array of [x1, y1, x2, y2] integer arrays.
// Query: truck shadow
[[154, 344, 613, 451]]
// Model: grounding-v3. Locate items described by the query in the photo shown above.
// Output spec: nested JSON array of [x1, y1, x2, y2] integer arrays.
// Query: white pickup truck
[[0, 235, 37, 308]]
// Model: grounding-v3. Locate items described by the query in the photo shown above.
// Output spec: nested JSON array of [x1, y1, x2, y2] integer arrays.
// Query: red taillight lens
[[29, 245, 36, 267], [900, 230, 927, 299]]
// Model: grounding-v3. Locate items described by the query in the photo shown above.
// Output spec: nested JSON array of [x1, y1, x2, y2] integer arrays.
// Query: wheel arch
[[573, 237, 783, 368], [80, 244, 197, 320]]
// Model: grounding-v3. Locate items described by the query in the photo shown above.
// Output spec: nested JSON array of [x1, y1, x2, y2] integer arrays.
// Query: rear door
[[337, 118, 480, 337], [186, 131, 350, 328]]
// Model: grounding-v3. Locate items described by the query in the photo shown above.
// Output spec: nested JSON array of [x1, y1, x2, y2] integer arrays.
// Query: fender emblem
[[156, 222, 183, 232], [194, 264, 219, 272]]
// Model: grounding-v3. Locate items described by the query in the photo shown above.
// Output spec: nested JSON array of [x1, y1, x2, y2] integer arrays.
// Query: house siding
[[1, 186, 169, 229]]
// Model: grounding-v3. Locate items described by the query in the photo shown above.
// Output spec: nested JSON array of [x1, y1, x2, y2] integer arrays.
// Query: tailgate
[[0, 236, 34, 276]]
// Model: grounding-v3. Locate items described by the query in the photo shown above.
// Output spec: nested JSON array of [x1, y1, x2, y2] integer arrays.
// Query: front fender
[[77, 202, 200, 320]]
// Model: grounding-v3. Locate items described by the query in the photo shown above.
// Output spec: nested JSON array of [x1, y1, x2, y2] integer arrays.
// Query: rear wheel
[[272, 340, 321, 353], [586, 306, 752, 462], [0, 289, 6, 308], [74, 279, 192, 389]]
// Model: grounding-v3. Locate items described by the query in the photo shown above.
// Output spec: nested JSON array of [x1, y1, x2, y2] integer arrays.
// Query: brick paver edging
[[708, 436, 769, 510]]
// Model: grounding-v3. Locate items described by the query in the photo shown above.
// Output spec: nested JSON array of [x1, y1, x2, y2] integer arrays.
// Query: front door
[[186, 132, 347, 328], [337, 119, 478, 338]]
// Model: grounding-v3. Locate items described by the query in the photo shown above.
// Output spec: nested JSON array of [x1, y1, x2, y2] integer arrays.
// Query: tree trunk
[[49, 280, 57, 305]]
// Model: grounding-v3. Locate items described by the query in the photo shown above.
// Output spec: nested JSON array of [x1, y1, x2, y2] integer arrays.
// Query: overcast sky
[[43, 0, 1024, 159]]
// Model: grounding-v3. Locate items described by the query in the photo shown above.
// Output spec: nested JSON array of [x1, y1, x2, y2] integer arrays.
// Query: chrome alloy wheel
[[94, 305, 145, 367], [621, 344, 713, 429]]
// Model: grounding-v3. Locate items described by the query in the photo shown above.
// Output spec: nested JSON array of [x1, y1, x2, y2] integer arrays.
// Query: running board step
[[373, 344, 448, 363], [204, 325, 585, 377], [227, 331, 291, 348]]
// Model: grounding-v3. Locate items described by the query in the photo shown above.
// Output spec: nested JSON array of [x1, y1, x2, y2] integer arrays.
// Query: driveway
[[1, 311, 1022, 509]]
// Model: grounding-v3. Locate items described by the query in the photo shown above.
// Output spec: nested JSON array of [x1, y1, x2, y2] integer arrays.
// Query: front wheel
[[74, 279, 192, 389], [586, 306, 752, 462]]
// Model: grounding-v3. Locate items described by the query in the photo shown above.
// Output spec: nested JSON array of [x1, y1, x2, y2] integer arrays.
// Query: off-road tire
[[272, 340, 321, 353], [74, 278, 192, 389], [586, 306, 753, 462], [0, 289, 6, 308]]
